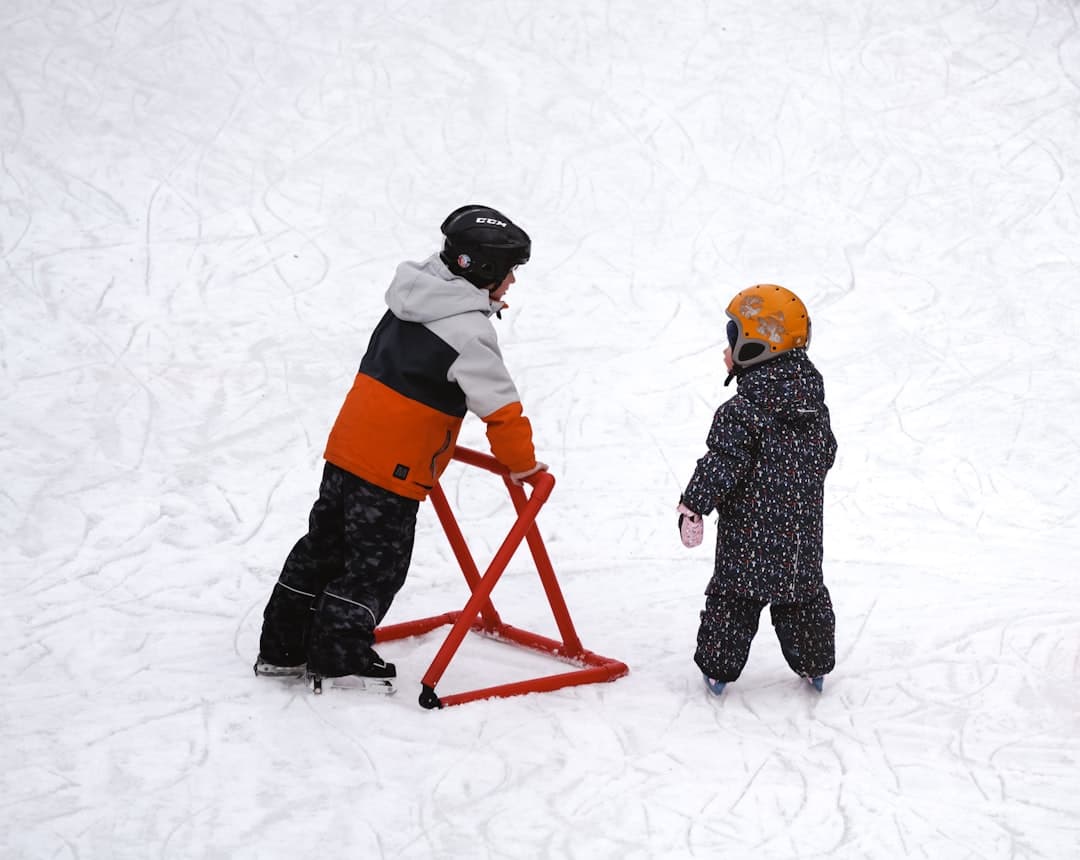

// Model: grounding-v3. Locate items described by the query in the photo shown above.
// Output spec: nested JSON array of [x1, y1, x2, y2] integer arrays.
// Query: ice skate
[[311, 658, 397, 695], [703, 675, 727, 696]]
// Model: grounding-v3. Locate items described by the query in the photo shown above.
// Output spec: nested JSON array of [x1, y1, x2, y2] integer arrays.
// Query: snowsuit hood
[[736, 350, 829, 427], [385, 254, 504, 324]]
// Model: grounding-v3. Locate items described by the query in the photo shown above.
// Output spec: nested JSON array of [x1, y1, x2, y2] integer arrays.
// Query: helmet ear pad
[[734, 341, 768, 364], [440, 245, 511, 288]]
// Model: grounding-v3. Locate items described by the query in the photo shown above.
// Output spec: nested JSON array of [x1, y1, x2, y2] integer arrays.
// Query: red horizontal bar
[[435, 662, 629, 708], [375, 612, 461, 642]]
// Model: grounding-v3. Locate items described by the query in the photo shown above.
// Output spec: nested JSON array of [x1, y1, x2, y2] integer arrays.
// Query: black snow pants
[[694, 585, 835, 683], [258, 462, 419, 677]]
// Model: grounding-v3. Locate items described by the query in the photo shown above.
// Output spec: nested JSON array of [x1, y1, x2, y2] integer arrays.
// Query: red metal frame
[[375, 446, 629, 708]]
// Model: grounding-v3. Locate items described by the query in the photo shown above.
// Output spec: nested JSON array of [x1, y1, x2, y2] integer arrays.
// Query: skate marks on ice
[[5, 0, 1080, 858]]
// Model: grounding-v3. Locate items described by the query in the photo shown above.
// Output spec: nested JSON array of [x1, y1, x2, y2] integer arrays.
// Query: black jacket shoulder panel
[[359, 311, 468, 417]]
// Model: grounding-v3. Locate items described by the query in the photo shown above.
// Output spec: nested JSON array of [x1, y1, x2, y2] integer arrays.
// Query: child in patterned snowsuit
[[677, 284, 837, 695], [254, 205, 547, 691]]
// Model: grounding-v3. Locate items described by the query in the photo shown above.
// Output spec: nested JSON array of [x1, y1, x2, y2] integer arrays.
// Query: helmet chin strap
[[485, 283, 504, 319]]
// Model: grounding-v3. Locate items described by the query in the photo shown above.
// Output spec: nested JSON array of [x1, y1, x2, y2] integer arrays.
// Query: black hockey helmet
[[440, 204, 531, 288]]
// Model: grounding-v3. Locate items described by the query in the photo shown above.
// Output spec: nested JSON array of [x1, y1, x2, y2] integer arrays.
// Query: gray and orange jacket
[[324, 253, 537, 501]]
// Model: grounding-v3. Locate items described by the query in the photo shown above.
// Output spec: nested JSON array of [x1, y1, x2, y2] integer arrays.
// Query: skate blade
[[254, 663, 308, 679], [315, 676, 397, 695]]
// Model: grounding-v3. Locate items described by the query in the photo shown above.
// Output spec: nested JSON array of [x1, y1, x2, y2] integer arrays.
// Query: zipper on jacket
[[429, 431, 452, 480], [791, 532, 800, 598]]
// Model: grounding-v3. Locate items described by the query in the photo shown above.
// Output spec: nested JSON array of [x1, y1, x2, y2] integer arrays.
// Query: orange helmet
[[725, 284, 811, 368]]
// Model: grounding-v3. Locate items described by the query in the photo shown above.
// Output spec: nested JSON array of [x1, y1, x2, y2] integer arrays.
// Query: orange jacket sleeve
[[482, 402, 536, 474]]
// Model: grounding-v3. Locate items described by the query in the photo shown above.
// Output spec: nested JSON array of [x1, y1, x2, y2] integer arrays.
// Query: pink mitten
[[676, 502, 703, 548]]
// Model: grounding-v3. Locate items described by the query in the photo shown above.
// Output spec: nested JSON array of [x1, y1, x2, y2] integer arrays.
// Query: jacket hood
[[736, 349, 826, 425], [385, 253, 504, 323]]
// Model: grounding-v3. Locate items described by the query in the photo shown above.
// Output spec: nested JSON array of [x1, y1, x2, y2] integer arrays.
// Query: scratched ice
[[3, 2, 1078, 858]]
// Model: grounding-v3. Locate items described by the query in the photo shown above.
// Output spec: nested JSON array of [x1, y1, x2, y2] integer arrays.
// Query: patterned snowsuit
[[681, 349, 837, 683], [258, 254, 538, 677]]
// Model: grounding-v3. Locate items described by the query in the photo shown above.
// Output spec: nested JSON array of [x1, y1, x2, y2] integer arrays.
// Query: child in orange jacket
[[255, 205, 546, 692]]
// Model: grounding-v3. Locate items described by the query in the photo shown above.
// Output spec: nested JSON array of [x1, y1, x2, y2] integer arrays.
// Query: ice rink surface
[[3, 1, 1079, 857]]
